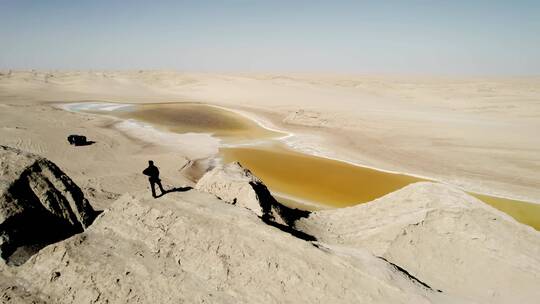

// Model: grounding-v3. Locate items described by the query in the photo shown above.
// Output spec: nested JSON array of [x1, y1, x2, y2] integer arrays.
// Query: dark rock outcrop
[[0, 145, 97, 265], [195, 162, 310, 227]]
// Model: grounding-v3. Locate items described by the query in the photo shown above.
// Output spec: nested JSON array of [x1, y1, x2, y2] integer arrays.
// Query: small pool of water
[[470, 194, 540, 230], [83, 102, 285, 143], [66, 101, 540, 230], [221, 144, 424, 208]]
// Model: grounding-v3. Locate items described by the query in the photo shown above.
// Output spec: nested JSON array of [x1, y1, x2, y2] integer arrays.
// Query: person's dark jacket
[[142, 165, 160, 181]]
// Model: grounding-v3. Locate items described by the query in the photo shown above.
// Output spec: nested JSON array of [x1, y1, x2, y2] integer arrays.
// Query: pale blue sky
[[1, 0, 539, 74]]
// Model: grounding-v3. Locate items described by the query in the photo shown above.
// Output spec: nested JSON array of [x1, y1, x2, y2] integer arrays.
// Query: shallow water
[[222, 145, 540, 230], [221, 144, 424, 207], [70, 102, 540, 230], [85, 102, 284, 143], [470, 194, 540, 230]]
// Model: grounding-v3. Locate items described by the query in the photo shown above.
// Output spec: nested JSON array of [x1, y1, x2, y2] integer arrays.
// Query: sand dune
[[297, 182, 540, 303]]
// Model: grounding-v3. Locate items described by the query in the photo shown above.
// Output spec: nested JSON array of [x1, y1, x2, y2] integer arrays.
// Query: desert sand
[[1, 70, 540, 303], [1, 71, 539, 201]]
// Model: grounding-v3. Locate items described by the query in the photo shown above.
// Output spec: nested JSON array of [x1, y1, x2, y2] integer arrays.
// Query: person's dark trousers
[[149, 178, 165, 198]]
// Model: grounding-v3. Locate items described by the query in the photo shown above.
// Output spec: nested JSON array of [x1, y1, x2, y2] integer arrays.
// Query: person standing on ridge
[[142, 160, 165, 198]]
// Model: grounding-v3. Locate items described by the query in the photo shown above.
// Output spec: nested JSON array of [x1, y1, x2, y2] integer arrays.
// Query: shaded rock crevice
[[248, 180, 310, 227], [378, 256, 442, 293]]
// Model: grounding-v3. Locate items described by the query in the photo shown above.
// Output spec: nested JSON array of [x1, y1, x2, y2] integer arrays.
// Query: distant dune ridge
[[0, 71, 540, 303]]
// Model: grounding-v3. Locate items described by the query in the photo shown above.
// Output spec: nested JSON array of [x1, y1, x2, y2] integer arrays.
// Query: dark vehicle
[[67, 135, 89, 146]]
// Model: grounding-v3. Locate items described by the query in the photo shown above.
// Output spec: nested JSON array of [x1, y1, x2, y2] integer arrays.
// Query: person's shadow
[[77, 140, 96, 146], [154, 186, 193, 198]]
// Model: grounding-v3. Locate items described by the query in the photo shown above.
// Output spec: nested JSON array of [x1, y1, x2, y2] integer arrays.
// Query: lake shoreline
[[56, 101, 540, 230], [59, 101, 540, 205]]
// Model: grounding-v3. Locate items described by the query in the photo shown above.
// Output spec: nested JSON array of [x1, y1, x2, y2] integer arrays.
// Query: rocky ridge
[[0, 145, 97, 265], [296, 182, 540, 303], [195, 162, 310, 227]]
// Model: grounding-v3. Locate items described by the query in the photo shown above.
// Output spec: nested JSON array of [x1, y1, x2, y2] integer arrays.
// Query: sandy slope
[[2, 190, 454, 304], [296, 182, 540, 303], [1, 71, 539, 202]]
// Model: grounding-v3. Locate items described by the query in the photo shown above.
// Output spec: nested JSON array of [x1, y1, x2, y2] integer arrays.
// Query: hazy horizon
[[1, 1, 539, 75]]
